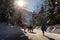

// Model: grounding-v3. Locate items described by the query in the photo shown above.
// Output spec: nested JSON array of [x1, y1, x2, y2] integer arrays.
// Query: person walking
[[27, 25, 34, 33], [41, 24, 47, 36], [31, 25, 33, 32], [27, 25, 30, 32]]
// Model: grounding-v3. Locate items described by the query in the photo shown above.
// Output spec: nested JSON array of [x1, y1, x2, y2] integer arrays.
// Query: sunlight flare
[[14, 0, 26, 8]]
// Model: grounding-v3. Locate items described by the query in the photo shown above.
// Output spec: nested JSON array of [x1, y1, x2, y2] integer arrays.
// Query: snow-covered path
[[25, 29, 60, 40], [0, 23, 60, 40]]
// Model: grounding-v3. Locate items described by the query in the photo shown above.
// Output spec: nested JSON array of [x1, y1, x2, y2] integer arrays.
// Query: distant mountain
[[22, 9, 33, 24]]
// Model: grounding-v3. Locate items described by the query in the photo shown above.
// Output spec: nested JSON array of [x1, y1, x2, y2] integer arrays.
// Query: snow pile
[[47, 24, 60, 34]]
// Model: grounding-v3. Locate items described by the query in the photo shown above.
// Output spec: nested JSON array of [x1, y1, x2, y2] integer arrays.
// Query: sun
[[17, 0, 25, 7], [15, 0, 26, 7]]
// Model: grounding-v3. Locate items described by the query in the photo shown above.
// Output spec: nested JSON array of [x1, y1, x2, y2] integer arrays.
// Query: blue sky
[[25, 0, 44, 12], [22, 0, 45, 24]]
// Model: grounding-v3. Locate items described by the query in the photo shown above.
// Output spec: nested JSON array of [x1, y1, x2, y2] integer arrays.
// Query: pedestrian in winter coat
[[41, 24, 47, 36]]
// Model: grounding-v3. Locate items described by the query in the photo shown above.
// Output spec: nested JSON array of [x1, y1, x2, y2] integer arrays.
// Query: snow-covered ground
[[26, 29, 60, 40], [0, 23, 60, 40], [47, 24, 60, 34], [0, 23, 26, 40]]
